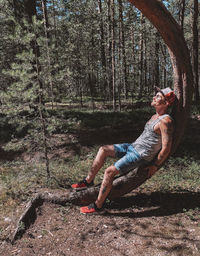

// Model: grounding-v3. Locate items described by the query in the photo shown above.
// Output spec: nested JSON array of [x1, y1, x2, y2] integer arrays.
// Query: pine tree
[[0, 1, 55, 179]]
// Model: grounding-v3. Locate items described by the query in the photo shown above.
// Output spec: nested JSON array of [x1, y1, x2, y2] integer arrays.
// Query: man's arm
[[147, 117, 174, 177], [154, 117, 174, 167]]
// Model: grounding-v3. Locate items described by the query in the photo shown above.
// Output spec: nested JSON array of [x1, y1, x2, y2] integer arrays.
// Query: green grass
[[142, 157, 200, 192], [0, 128, 200, 241], [1, 149, 199, 211], [0, 104, 199, 217]]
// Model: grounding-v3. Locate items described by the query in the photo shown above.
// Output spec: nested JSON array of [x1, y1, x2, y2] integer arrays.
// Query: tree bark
[[41, 0, 54, 108], [24, 0, 36, 23], [118, 0, 128, 99], [192, 0, 199, 102], [162, 45, 167, 88], [130, 25, 136, 93], [98, 0, 108, 99], [11, 167, 147, 243], [143, 30, 147, 91], [107, 0, 113, 100], [154, 32, 160, 87], [13, 0, 23, 22], [111, 0, 116, 110], [138, 14, 144, 96], [178, 0, 185, 32]]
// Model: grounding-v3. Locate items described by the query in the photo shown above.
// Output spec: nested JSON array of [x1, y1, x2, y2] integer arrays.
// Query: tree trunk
[[11, 0, 193, 242], [192, 0, 199, 102], [178, 0, 185, 32], [143, 31, 147, 91], [128, 0, 193, 152], [41, 0, 54, 108], [111, 0, 116, 110], [13, 0, 23, 21], [162, 45, 167, 88], [98, 0, 107, 99], [138, 14, 144, 96], [11, 167, 147, 242], [107, 0, 113, 100], [118, 0, 128, 99], [154, 31, 160, 87], [52, 0, 58, 43], [130, 25, 136, 93]]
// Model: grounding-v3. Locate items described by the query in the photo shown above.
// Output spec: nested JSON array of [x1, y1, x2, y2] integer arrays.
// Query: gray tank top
[[132, 114, 171, 162]]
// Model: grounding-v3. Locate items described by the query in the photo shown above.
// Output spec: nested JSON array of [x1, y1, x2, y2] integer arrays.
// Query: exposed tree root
[[11, 167, 149, 243]]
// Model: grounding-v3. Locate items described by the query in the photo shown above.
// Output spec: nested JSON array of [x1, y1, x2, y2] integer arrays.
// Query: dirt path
[[1, 191, 200, 256]]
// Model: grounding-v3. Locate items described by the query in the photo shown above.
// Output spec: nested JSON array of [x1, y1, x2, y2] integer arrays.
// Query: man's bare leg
[[86, 145, 116, 184], [95, 165, 119, 209]]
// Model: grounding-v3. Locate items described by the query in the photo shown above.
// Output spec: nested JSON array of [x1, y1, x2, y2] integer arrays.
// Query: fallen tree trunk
[[11, 167, 149, 243]]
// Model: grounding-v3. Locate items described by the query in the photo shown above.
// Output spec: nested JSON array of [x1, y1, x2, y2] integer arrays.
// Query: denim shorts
[[114, 143, 146, 175]]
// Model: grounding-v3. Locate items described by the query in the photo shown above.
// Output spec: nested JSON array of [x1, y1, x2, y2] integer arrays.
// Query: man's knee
[[99, 145, 115, 158], [104, 166, 119, 180]]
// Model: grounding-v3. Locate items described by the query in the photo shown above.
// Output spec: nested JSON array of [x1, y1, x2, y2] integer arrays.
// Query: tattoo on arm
[[102, 186, 107, 194], [162, 120, 173, 148], [157, 119, 174, 165], [162, 131, 172, 148]]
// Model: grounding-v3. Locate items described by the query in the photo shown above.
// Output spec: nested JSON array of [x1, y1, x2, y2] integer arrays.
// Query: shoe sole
[[72, 186, 88, 191], [80, 208, 105, 215], [71, 185, 95, 191], [80, 211, 103, 215]]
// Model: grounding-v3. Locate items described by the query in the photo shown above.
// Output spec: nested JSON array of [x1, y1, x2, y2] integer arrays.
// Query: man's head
[[151, 87, 175, 111], [154, 87, 175, 106]]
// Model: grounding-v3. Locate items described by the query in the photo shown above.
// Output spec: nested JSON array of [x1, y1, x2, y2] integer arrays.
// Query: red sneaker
[[71, 179, 94, 189], [80, 203, 101, 214]]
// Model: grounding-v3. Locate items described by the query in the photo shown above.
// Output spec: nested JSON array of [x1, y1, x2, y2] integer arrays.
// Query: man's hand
[[144, 165, 158, 178]]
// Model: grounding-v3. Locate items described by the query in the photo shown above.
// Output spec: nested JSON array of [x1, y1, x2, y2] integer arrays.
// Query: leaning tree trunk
[[129, 0, 193, 152], [192, 0, 199, 102], [11, 0, 193, 243]]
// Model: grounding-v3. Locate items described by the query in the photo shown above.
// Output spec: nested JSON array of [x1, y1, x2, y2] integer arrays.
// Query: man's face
[[151, 92, 167, 107]]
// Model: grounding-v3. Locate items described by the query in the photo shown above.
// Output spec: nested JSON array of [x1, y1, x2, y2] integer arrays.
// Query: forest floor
[[0, 110, 200, 256], [1, 190, 200, 256]]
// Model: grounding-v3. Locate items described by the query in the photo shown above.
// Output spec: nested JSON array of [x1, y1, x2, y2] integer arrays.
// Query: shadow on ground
[[106, 191, 200, 218], [0, 147, 24, 161], [1, 112, 200, 162], [78, 116, 200, 160]]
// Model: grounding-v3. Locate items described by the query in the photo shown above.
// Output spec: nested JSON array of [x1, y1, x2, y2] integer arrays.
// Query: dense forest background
[[0, 0, 199, 108], [0, 0, 199, 175]]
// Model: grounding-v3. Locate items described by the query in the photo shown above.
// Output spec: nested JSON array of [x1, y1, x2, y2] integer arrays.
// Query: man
[[72, 87, 176, 214]]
